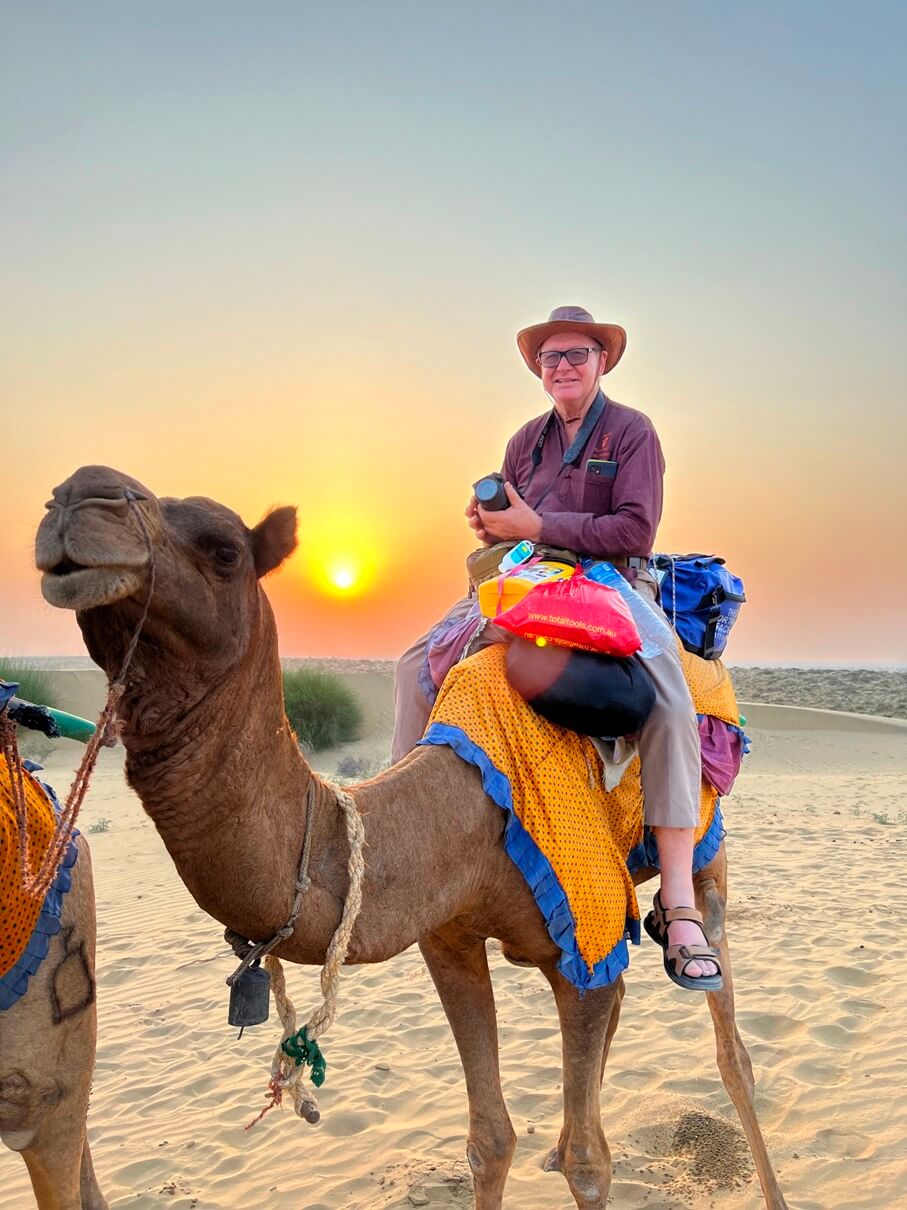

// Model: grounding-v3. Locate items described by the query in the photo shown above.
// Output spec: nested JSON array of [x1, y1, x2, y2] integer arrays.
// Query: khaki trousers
[[391, 574, 701, 828]]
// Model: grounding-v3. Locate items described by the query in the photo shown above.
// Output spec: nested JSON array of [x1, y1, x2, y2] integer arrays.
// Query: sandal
[[643, 890, 723, 992]]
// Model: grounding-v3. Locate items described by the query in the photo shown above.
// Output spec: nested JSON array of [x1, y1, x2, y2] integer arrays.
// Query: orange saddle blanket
[[420, 644, 735, 989], [0, 756, 78, 1010]]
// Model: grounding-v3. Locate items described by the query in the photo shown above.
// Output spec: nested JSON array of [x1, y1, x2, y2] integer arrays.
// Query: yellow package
[[478, 561, 573, 618]]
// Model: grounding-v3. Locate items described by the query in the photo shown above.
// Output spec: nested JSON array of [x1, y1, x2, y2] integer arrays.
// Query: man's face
[[538, 331, 607, 409]]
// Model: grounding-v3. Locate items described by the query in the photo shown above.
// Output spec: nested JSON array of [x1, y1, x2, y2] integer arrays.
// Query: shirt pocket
[[581, 469, 616, 514]]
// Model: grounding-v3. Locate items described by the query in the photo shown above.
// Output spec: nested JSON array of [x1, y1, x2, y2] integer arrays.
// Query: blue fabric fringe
[[0, 774, 79, 1013], [420, 722, 634, 991], [732, 723, 753, 757]]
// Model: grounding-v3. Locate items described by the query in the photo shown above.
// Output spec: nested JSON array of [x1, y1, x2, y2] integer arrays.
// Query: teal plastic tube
[[47, 708, 96, 744]]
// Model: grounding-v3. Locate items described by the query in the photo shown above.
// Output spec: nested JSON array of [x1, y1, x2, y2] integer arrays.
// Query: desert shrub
[[0, 660, 59, 710], [282, 668, 363, 752], [335, 753, 385, 780], [0, 661, 60, 761], [88, 817, 112, 834]]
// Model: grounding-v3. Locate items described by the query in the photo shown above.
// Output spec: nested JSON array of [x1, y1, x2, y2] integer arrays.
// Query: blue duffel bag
[[650, 554, 746, 661]]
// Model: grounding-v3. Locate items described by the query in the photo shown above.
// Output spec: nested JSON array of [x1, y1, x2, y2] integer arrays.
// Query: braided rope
[[247, 784, 366, 1128]]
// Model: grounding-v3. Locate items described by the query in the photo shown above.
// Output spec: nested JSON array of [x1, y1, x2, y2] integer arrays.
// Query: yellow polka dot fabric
[[678, 645, 741, 726], [425, 644, 723, 987], [0, 755, 57, 978]]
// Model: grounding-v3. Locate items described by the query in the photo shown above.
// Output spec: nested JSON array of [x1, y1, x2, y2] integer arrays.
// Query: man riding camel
[[392, 305, 722, 990]]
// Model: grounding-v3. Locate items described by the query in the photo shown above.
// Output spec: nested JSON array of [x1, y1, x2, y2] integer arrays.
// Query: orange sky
[[4, 324, 906, 665], [3, 7, 906, 666]]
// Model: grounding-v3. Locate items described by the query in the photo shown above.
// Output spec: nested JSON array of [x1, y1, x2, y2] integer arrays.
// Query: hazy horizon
[[5, 654, 906, 674]]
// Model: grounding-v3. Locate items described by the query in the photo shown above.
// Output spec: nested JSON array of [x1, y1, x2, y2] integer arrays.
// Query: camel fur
[[35, 465, 787, 1209]]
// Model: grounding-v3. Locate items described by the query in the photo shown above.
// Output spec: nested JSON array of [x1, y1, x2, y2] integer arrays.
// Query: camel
[[0, 807, 107, 1210], [35, 464, 788, 1209]]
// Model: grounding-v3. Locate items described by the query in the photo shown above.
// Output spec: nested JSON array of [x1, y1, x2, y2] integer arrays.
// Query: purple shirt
[[501, 394, 665, 559]]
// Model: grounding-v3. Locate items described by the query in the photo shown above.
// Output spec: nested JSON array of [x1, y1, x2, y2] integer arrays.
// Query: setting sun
[[291, 499, 394, 605], [328, 563, 358, 593]]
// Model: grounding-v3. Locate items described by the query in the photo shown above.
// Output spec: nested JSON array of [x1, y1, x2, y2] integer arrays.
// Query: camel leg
[[0, 839, 107, 1209], [79, 1138, 107, 1210], [695, 845, 788, 1210], [19, 1108, 99, 1210], [599, 974, 624, 1082], [544, 974, 623, 1171], [419, 929, 516, 1210], [540, 968, 619, 1209]]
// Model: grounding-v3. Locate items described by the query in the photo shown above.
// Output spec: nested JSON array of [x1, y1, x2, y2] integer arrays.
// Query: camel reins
[[2, 487, 155, 900], [224, 781, 316, 982]]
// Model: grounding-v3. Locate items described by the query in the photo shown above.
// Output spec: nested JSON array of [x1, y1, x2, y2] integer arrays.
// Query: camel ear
[[252, 506, 298, 577]]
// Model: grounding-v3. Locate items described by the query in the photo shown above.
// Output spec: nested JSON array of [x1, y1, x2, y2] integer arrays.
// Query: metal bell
[[228, 961, 270, 1028]]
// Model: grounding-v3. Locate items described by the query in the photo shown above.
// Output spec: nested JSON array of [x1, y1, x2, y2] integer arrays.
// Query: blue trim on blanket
[[419, 723, 633, 990], [625, 800, 726, 877], [732, 724, 753, 756], [0, 775, 79, 1013]]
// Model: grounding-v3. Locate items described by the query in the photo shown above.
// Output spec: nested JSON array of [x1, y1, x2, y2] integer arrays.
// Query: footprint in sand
[[791, 1058, 845, 1086], [808, 1021, 861, 1048], [841, 996, 885, 1015], [825, 964, 878, 988], [810, 1126, 875, 1159], [738, 1010, 805, 1041]]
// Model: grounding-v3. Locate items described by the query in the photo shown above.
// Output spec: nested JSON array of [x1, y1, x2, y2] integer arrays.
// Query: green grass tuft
[[282, 668, 364, 752], [0, 660, 59, 710]]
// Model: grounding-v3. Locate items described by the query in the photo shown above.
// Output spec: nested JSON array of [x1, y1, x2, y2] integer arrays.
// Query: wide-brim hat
[[517, 305, 627, 377]]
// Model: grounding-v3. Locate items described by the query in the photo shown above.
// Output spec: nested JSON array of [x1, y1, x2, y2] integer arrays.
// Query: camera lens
[[475, 478, 500, 504]]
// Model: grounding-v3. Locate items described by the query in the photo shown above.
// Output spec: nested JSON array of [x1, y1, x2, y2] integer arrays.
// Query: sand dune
[[2, 669, 905, 1208]]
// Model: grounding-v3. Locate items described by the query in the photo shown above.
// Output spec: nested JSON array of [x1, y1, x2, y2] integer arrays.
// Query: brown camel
[[0, 822, 107, 1210], [35, 465, 788, 1209]]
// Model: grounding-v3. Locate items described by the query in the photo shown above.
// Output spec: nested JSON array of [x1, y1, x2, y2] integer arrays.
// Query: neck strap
[[559, 391, 606, 466], [521, 391, 606, 506]]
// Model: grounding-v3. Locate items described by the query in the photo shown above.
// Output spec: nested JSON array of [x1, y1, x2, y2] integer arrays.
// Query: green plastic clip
[[281, 1026, 327, 1087]]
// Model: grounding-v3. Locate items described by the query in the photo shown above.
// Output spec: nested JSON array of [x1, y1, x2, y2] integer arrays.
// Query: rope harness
[[227, 782, 366, 1127]]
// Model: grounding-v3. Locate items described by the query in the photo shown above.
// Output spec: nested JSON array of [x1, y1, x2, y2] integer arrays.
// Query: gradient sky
[[2, 2, 905, 664]]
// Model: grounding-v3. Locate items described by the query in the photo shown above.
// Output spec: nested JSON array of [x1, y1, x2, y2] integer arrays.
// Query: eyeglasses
[[537, 346, 601, 369]]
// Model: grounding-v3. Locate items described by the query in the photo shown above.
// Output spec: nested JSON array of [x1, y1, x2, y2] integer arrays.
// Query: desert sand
[[2, 663, 905, 1209]]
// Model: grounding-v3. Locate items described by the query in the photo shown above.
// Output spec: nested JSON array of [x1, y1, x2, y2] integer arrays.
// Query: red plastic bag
[[495, 570, 642, 657]]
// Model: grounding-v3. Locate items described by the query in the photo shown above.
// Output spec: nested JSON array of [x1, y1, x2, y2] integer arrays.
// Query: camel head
[[36, 465, 298, 692]]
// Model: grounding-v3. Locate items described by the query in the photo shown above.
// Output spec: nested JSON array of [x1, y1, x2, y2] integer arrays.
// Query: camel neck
[[113, 603, 502, 967], [115, 608, 325, 944]]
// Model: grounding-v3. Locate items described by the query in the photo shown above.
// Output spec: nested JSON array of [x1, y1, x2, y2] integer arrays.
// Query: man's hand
[[465, 494, 490, 544], [476, 482, 543, 543]]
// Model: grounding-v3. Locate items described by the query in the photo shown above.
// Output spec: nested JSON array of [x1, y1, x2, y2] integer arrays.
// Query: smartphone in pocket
[[585, 459, 619, 479]]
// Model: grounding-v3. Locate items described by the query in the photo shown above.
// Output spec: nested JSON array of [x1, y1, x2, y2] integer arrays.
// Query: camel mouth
[[41, 565, 144, 611], [49, 557, 90, 577]]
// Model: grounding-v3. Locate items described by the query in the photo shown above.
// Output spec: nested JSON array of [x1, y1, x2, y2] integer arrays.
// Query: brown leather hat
[[516, 305, 626, 377]]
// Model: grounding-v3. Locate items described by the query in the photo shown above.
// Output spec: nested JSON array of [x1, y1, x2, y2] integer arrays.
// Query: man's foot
[[643, 891, 723, 991], [665, 916, 720, 979]]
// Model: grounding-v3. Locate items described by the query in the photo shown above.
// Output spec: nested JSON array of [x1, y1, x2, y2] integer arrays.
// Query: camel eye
[[213, 544, 241, 567]]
